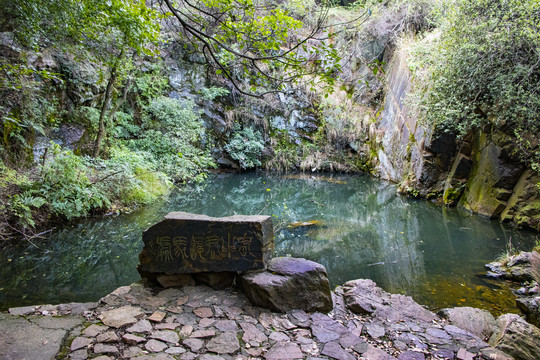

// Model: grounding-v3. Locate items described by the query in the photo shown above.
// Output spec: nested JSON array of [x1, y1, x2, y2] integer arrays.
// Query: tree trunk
[[92, 67, 118, 158]]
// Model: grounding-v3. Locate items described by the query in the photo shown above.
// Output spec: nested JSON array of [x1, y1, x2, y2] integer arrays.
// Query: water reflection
[[0, 172, 536, 314]]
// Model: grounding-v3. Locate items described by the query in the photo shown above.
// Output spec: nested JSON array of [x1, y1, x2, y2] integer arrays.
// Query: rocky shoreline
[[3, 277, 539, 360]]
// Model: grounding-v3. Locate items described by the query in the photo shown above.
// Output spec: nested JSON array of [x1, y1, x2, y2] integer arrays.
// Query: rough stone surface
[[488, 313, 540, 360], [241, 257, 333, 313], [439, 306, 497, 339], [264, 342, 303, 360], [342, 279, 436, 323], [0, 314, 83, 360], [205, 331, 240, 354], [138, 212, 274, 274], [100, 305, 144, 328], [516, 295, 540, 328], [2, 279, 515, 360]]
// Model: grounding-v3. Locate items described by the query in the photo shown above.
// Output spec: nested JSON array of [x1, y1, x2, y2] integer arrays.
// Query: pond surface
[[0, 173, 537, 314]]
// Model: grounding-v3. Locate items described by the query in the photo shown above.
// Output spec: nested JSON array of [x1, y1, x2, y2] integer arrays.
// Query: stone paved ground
[[1, 282, 513, 360]]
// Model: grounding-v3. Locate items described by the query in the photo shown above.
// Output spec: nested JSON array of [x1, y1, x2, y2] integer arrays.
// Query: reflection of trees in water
[[1, 172, 537, 310]]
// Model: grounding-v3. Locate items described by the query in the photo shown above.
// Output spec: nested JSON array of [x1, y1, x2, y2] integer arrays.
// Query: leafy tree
[[161, 0, 368, 97], [411, 0, 540, 171]]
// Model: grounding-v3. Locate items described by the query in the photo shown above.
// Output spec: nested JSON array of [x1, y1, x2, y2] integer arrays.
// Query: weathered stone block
[[138, 212, 274, 274], [240, 257, 333, 313]]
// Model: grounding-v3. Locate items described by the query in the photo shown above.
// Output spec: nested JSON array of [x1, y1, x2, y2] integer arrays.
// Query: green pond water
[[0, 173, 537, 314]]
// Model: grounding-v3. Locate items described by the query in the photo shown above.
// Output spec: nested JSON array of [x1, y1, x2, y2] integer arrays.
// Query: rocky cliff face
[[371, 38, 540, 231]]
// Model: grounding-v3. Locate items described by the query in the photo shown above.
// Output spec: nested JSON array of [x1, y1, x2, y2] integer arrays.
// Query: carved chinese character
[[235, 234, 255, 257], [173, 236, 188, 259], [204, 235, 224, 260], [155, 236, 173, 262], [190, 235, 206, 261]]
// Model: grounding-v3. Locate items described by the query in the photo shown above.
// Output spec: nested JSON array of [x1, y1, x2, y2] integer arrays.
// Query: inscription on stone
[[138, 212, 274, 274]]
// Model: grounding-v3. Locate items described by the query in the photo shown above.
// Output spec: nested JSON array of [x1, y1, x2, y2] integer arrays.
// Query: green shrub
[[125, 96, 215, 182], [409, 0, 540, 172], [225, 126, 265, 169]]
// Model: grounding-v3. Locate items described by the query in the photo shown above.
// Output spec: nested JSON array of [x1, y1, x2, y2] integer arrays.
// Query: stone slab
[[138, 212, 274, 274]]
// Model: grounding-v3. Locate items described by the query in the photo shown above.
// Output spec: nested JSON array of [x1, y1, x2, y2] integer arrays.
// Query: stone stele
[[138, 212, 274, 274]]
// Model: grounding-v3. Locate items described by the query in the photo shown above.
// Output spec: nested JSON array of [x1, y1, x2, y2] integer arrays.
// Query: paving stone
[[362, 345, 397, 360], [269, 331, 290, 342], [215, 320, 239, 331], [131, 354, 175, 360], [193, 307, 213, 318], [69, 349, 88, 360], [240, 322, 267, 343], [71, 336, 93, 351], [179, 325, 194, 337], [206, 331, 240, 354], [148, 310, 167, 322], [93, 356, 113, 360], [122, 346, 146, 358], [397, 351, 426, 360], [198, 355, 226, 360], [190, 329, 215, 338], [246, 347, 263, 357], [180, 352, 198, 360], [183, 338, 205, 352], [83, 324, 108, 337], [456, 348, 475, 360], [145, 339, 168, 352], [150, 330, 180, 344], [126, 319, 153, 334], [166, 346, 187, 355], [264, 342, 304, 360], [321, 341, 356, 360], [96, 331, 119, 343], [176, 313, 198, 326], [198, 318, 216, 328], [100, 306, 144, 328], [155, 322, 180, 330], [122, 333, 146, 345], [93, 343, 119, 355]]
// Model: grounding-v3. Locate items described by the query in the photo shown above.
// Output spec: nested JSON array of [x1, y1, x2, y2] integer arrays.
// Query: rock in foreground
[[241, 257, 333, 313]]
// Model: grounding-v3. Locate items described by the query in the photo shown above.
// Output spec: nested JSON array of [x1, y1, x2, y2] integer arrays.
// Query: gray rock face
[[241, 257, 333, 313], [486, 252, 535, 282], [342, 279, 436, 323], [439, 307, 496, 339], [516, 296, 540, 328], [488, 313, 540, 360]]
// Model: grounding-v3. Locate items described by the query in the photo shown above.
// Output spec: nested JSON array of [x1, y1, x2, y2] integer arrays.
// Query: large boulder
[[138, 212, 274, 276], [486, 252, 535, 282], [516, 296, 540, 328], [488, 313, 540, 360], [240, 257, 333, 313], [438, 307, 496, 340], [342, 279, 436, 323]]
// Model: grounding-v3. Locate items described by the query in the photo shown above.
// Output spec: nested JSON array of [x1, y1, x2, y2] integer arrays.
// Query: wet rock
[[439, 307, 496, 339], [264, 342, 303, 360], [488, 313, 540, 360], [516, 296, 540, 328], [205, 331, 240, 354], [241, 257, 333, 313], [100, 306, 144, 328], [342, 279, 436, 323], [486, 252, 535, 282]]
